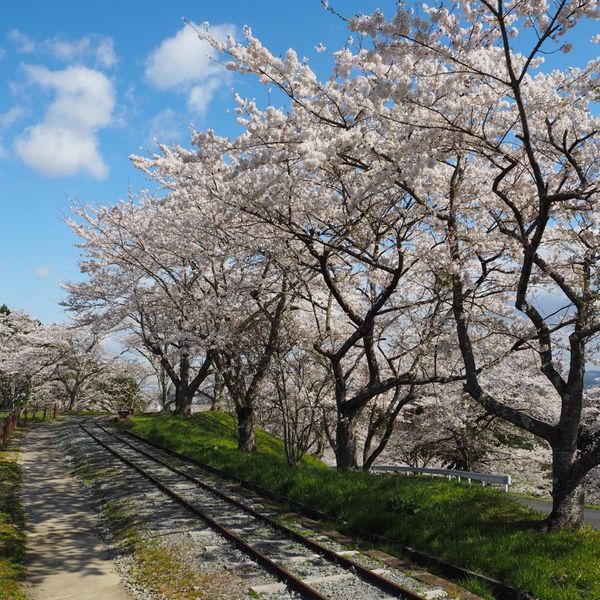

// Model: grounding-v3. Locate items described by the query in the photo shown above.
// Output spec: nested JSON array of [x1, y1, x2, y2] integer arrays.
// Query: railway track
[[79, 418, 446, 600]]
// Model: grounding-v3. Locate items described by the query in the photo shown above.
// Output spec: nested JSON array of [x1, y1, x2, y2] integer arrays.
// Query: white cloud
[[145, 23, 234, 117], [187, 79, 222, 117], [0, 106, 24, 129], [149, 108, 184, 144], [0, 107, 24, 159], [14, 65, 115, 179], [35, 266, 49, 278], [46, 38, 87, 62], [8, 30, 117, 68], [95, 38, 117, 68], [8, 29, 35, 53]]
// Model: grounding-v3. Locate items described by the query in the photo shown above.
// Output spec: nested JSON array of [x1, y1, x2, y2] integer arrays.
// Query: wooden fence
[[0, 403, 60, 447], [0, 410, 19, 447]]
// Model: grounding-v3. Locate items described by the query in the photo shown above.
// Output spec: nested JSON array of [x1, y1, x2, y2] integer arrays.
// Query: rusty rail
[[80, 421, 330, 600], [85, 419, 428, 600], [115, 421, 525, 600]]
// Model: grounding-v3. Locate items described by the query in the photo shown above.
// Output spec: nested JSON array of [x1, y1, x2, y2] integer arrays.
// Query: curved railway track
[[79, 418, 439, 600]]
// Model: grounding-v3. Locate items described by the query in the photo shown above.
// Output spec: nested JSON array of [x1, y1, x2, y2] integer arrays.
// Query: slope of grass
[[0, 446, 26, 599], [118, 412, 600, 600]]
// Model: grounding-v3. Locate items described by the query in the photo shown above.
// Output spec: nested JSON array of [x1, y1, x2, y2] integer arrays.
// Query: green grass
[[0, 446, 26, 599], [117, 412, 600, 600]]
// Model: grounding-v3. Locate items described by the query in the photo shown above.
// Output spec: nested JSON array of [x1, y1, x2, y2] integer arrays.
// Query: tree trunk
[[546, 447, 585, 531], [67, 389, 77, 412], [236, 404, 256, 453], [211, 371, 225, 411], [335, 411, 360, 469], [363, 388, 413, 471], [313, 418, 326, 459], [174, 386, 193, 415], [173, 354, 193, 415], [159, 365, 169, 411]]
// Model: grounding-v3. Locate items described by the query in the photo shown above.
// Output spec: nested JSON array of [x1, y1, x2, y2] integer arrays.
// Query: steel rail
[[79, 422, 329, 600], [93, 420, 428, 600], [114, 421, 525, 600]]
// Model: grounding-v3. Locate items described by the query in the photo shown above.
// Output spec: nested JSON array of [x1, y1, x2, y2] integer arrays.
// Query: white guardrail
[[371, 465, 512, 492]]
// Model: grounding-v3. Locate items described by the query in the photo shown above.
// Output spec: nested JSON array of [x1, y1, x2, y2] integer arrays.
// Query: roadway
[[517, 498, 600, 530]]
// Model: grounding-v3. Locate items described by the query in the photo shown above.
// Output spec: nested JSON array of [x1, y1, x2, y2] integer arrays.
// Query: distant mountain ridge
[[584, 370, 600, 388]]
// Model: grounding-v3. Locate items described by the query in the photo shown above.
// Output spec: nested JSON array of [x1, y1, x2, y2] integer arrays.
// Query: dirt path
[[19, 421, 130, 600]]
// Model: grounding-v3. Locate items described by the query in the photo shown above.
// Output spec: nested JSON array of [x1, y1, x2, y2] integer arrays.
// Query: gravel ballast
[[58, 417, 479, 599]]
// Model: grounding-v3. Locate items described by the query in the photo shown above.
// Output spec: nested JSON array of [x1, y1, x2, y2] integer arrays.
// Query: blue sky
[[1, 0, 394, 323], [0, 1, 597, 324]]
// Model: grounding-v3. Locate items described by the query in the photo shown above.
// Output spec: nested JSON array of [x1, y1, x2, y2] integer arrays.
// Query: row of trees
[[62, 0, 599, 531], [0, 305, 147, 414]]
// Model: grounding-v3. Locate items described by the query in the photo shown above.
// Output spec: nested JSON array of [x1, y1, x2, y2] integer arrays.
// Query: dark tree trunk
[[224, 286, 288, 454], [546, 447, 585, 530], [236, 404, 256, 453], [173, 354, 193, 415], [335, 408, 360, 469], [211, 371, 225, 411], [174, 386, 193, 415], [362, 388, 414, 471], [67, 389, 77, 412]]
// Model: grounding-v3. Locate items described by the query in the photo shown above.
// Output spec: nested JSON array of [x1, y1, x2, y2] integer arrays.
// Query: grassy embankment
[[117, 412, 600, 600], [0, 441, 26, 599]]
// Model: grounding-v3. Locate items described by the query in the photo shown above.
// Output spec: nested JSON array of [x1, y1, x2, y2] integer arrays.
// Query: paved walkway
[[19, 422, 130, 600], [517, 497, 600, 530]]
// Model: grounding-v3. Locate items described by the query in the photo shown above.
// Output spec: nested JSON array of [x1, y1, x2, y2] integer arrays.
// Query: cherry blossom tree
[[143, 96, 467, 468], [0, 306, 42, 411], [259, 315, 335, 465], [215, 281, 289, 452], [64, 199, 218, 415], [192, 0, 599, 526], [345, 0, 600, 529], [131, 149, 303, 450], [67, 142, 300, 447], [0, 307, 141, 413], [58, 0, 599, 529], [43, 325, 107, 411]]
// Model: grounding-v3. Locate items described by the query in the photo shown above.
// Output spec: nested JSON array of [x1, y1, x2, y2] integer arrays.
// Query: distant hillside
[[584, 370, 600, 388]]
